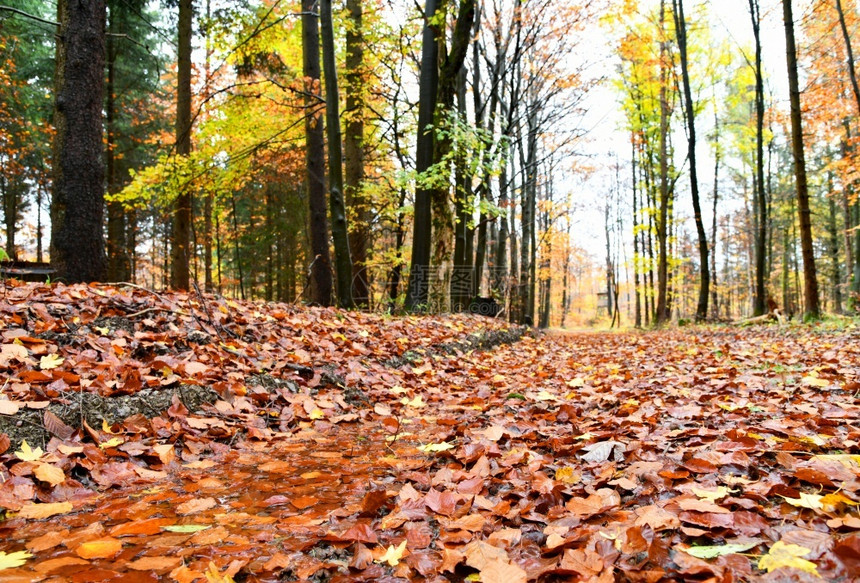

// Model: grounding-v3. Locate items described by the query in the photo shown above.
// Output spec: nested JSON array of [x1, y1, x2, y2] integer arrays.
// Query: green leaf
[[0, 550, 33, 570], [682, 541, 758, 559], [162, 524, 211, 533]]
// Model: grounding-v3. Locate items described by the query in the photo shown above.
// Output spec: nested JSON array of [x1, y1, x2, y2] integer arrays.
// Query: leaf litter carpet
[[0, 283, 859, 582]]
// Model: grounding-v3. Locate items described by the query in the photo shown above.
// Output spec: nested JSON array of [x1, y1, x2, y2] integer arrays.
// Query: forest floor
[[0, 283, 859, 582]]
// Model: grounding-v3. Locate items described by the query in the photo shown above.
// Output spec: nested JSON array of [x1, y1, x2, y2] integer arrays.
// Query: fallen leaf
[[757, 541, 820, 577], [162, 524, 211, 533], [376, 539, 408, 566], [0, 550, 33, 570], [128, 556, 183, 571], [418, 441, 455, 453], [39, 354, 64, 370], [681, 541, 759, 559], [176, 497, 217, 515], [15, 440, 44, 462], [17, 501, 74, 519], [0, 401, 20, 415], [75, 537, 123, 559], [33, 462, 65, 486]]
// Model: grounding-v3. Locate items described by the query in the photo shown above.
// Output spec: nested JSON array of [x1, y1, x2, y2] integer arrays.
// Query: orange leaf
[[75, 537, 123, 559], [176, 497, 217, 515], [127, 556, 182, 571], [18, 501, 73, 520]]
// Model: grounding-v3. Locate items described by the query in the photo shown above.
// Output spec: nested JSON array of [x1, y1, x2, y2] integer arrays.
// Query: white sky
[[571, 0, 795, 263]]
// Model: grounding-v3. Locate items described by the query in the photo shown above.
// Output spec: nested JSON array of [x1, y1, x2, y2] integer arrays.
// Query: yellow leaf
[[0, 550, 33, 570], [309, 408, 325, 420], [375, 540, 408, 566], [820, 492, 859, 512], [418, 442, 455, 453], [535, 391, 558, 401], [555, 467, 580, 485], [15, 440, 44, 462], [99, 437, 125, 449], [566, 377, 585, 388], [389, 385, 409, 395], [692, 486, 733, 503], [205, 561, 235, 583], [757, 541, 820, 577], [17, 501, 74, 519], [34, 462, 66, 486], [801, 376, 830, 388], [401, 395, 425, 408], [39, 353, 64, 370], [782, 492, 823, 511]]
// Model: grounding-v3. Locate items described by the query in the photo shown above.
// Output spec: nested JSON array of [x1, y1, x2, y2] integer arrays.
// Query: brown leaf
[[43, 410, 75, 439]]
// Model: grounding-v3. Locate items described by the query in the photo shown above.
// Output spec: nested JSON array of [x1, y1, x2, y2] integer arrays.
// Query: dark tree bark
[[782, 0, 819, 319], [673, 0, 709, 321], [170, 0, 192, 290], [320, 0, 353, 308], [51, 0, 107, 283], [344, 0, 368, 306], [405, 0, 440, 311], [406, 0, 475, 311], [748, 0, 768, 315], [303, 0, 332, 306], [655, 0, 671, 325]]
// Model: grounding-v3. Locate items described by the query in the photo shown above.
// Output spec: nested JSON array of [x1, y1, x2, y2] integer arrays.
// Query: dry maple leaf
[[375, 539, 408, 566]]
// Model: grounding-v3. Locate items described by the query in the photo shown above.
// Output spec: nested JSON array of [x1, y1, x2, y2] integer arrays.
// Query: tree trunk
[[406, 0, 440, 311], [827, 181, 842, 313], [106, 32, 121, 280], [655, 0, 671, 325], [345, 0, 368, 307], [320, 0, 354, 308], [782, 0, 819, 319], [51, 0, 107, 283], [747, 0, 768, 316], [673, 0, 709, 321], [170, 0, 192, 290], [303, 0, 333, 306]]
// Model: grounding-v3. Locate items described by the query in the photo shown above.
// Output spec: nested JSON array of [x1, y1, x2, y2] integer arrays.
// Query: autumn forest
[[1, 0, 858, 325]]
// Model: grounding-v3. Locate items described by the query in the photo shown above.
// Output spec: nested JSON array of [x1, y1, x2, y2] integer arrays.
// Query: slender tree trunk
[[632, 138, 642, 328], [303, 0, 332, 306], [320, 0, 354, 308], [106, 31, 127, 281], [673, 0, 709, 321], [203, 0, 213, 292], [51, 0, 107, 283], [406, 0, 440, 311], [345, 0, 368, 306], [170, 0, 192, 290], [748, 0, 768, 315], [827, 181, 842, 313], [655, 0, 671, 325], [783, 0, 820, 319]]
